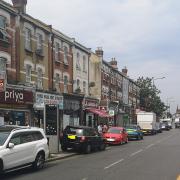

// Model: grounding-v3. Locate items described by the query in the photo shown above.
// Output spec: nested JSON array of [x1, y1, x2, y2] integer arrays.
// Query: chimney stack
[[122, 67, 128, 76], [95, 47, 103, 58], [109, 57, 118, 70], [12, 0, 27, 13]]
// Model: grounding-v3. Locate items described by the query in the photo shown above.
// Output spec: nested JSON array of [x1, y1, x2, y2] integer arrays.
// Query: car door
[[3, 132, 35, 170], [122, 128, 128, 142]]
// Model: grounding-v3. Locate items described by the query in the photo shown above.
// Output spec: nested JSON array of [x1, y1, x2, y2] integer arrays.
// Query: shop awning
[[86, 108, 111, 118]]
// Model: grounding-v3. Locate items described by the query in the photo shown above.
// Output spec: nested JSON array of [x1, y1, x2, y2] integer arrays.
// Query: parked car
[[60, 126, 106, 153], [161, 122, 170, 131], [103, 127, 128, 145], [175, 118, 180, 128], [0, 125, 49, 174], [125, 124, 144, 140]]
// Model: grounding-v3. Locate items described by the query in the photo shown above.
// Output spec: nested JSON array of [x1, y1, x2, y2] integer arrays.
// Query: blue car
[[125, 124, 143, 140]]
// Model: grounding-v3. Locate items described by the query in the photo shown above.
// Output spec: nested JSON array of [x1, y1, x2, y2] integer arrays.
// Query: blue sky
[[5, 0, 180, 113]]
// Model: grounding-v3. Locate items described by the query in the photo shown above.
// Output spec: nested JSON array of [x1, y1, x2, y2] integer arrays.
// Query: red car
[[103, 127, 128, 145]]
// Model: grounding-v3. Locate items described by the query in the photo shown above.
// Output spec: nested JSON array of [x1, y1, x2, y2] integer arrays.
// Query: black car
[[60, 126, 106, 153]]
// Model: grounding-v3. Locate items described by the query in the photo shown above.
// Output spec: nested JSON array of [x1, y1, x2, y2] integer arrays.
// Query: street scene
[[1, 128, 180, 180], [0, 0, 180, 179]]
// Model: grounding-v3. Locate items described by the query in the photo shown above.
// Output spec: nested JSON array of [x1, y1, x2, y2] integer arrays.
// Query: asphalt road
[[2, 128, 180, 180]]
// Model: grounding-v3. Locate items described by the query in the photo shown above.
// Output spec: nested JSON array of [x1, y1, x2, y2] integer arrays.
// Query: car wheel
[[61, 145, 67, 151], [0, 160, 3, 175], [99, 143, 106, 151], [137, 135, 141, 140], [84, 144, 91, 154], [33, 152, 45, 170]]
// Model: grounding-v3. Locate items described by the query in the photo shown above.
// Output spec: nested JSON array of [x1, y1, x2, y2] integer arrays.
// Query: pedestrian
[[98, 123, 102, 135], [102, 123, 108, 133]]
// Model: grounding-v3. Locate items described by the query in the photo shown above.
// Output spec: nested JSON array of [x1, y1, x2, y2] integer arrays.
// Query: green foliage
[[136, 77, 167, 117]]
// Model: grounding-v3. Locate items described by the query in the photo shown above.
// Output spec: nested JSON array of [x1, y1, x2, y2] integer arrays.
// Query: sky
[[5, 0, 180, 113]]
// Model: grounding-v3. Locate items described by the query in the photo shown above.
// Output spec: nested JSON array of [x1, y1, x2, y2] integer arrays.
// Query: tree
[[136, 77, 167, 117]]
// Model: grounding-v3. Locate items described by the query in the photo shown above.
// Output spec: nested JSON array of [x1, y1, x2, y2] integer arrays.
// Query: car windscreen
[[107, 128, 121, 134], [0, 132, 10, 145], [66, 128, 84, 136]]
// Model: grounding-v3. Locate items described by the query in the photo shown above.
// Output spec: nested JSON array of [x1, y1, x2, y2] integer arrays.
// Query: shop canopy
[[86, 108, 111, 118]]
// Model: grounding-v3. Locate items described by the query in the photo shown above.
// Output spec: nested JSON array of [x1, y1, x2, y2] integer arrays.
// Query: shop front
[[83, 97, 99, 127], [84, 98, 111, 128], [63, 93, 84, 130], [33, 91, 63, 129], [0, 87, 33, 126]]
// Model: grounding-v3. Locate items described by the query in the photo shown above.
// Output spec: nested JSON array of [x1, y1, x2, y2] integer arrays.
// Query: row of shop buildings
[[0, 0, 140, 133]]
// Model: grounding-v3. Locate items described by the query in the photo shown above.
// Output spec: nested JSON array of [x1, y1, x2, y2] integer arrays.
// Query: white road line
[[130, 149, 143, 157], [104, 158, 124, 170], [82, 178, 88, 180], [145, 143, 155, 149]]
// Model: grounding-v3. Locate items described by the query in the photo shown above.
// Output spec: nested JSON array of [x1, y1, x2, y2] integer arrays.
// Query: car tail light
[[80, 136, 86, 142]]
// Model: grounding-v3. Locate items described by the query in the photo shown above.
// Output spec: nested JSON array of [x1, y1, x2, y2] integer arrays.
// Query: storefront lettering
[[5, 90, 23, 102]]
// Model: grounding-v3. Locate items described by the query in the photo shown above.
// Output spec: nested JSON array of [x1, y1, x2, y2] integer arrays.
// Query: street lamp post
[[152, 77, 165, 88]]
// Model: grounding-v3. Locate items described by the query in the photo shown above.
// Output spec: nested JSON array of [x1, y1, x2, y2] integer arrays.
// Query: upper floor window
[[0, 57, 7, 80], [25, 28, 31, 51], [0, 16, 6, 30], [83, 56, 86, 72], [0, 16, 9, 42], [64, 75, 68, 93], [37, 68, 43, 89], [55, 73, 60, 85], [76, 53, 81, 70], [36, 33, 43, 51], [55, 42, 60, 62], [26, 64, 31, 83], [64, 46, 68, 64], [83, 81, 86, 94], [0, 57, 6, 72], [77, 79, 80, 88]]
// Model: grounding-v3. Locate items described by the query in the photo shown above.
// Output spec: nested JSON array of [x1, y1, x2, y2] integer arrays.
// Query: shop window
[[37, 68, 43, 89], [25, 27, 32, 51], [26, 64, 32, 83]]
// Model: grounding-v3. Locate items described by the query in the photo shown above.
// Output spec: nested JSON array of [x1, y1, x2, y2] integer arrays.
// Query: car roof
[[66, 125, 94, 129], [109, 126, 124, 130], [0, 125, 43, 133]]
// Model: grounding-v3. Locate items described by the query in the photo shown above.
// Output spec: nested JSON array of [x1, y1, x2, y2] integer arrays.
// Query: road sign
[[109, 110, 114, 116]]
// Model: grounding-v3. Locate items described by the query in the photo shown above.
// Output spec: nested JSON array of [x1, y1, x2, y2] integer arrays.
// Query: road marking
[[104, 158, 124, 169], [145, 144, 154, 149], [130, 149, 143, 157], [82, 178, 88, 180]]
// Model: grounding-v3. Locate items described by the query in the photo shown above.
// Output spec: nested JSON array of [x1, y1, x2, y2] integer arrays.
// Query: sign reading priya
[[0, 88, 33, 104]]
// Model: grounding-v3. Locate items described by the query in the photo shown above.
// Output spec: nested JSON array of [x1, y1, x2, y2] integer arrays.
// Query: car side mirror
[[8, 143, 15, 149]]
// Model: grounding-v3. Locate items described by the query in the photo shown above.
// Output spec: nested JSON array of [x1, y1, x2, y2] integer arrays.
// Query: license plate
[[68, 135, 76, 139], [107, 138, 115, 142]]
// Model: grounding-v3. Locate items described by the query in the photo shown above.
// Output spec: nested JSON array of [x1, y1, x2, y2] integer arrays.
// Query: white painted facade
[[72, 42, 90, 96]]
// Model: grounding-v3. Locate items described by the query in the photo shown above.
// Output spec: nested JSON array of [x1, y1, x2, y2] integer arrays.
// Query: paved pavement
[[47, 150, 77, 162]]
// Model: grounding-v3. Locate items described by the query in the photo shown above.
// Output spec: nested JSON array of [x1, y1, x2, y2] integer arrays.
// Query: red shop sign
[[0, 88, 33, 104]]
